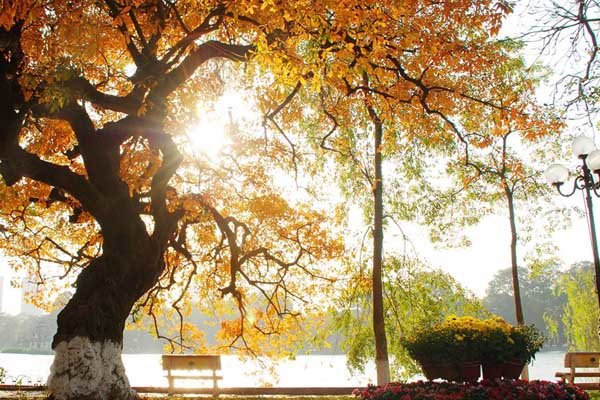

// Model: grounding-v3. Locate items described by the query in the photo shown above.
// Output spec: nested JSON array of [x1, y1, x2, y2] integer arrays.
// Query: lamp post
[[545, 136, 600, 311]]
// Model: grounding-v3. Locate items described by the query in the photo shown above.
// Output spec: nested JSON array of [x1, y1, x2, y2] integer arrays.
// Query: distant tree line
[[5, 260, 595, 357], [482, 261, 598, 351], [0, 313, 55, 354], [0, 309, 344, 355], [0, 312, 163, 354]]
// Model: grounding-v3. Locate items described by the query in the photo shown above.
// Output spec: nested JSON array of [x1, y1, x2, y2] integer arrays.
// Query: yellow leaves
[[213, 300, 332, 358], [21, 119, 77, 163], [471, 136, 493, 149], [219, 318, 243, 341], [119, 138, 162, 195], [243, 3, 258, 15], [248, 195, 289, 221], [460, 173, 476, 189], [325, 63, 348, 80], [180, 322, 208, 351], [348, 273, 372, 293], [0, 2, 17, 29], [504, 158, 525, 178], [282, 9, 293, 22], [0, 0, 37, 29], [260, 0, 274, 11], [402, 32, 421, 48], [182, 197, 202, 213], [129, 0, 145, 8]]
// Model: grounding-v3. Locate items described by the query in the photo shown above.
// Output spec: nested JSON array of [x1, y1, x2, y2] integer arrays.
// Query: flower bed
[[353, 380, 590, 400]]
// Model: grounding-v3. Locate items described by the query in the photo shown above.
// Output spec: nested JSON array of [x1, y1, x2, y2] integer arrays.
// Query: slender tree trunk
[[505, 188, 524, 325], [505, 185, 528, 379], [47, 220, 162, 400], [371, 110, 390, 385]]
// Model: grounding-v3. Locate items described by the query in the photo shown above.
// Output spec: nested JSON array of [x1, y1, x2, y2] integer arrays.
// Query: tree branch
[[150, 41, 253, 101], [64, 77, 144, 115]]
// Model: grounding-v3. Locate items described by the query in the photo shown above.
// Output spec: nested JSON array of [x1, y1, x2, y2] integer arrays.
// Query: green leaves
[[556, 263, 600, 351], [332, 256, 486, 379]]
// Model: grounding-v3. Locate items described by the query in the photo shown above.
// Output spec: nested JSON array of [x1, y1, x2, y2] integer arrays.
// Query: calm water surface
[[0, 351, 565, 387]]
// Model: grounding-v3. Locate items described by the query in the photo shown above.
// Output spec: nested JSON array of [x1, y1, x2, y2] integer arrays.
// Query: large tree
[[0, 0, 555, 398], [0, 2, 346, 399]]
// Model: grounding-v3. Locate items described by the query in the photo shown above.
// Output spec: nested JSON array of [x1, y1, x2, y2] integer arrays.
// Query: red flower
[[353, 380, 590, 400]]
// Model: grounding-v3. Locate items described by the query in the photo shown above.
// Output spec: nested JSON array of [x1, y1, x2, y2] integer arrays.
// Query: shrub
[[401, 316, 544, 364]]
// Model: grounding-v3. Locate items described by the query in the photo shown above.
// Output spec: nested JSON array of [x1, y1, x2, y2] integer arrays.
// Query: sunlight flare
[[187, 116, 228, 160], [187, 91, 252, 159]]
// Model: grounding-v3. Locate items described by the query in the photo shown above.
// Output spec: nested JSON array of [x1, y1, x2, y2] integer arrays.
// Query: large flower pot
[[501, 360, 526, 379], [482, 360, 526, 380], [481, 363, 503, 380], [421, 361, 480, 382], [420, 362, 460, 381], [458, 361, 481, 383]]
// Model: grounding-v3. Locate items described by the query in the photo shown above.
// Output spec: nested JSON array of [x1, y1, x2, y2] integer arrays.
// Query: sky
[[418, 213, 594, 297], [0, 1, 597, 313], [0, 265, 20, 314]]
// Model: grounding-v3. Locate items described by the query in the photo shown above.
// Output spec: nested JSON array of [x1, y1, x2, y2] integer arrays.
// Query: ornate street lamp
[[545, 136, 600, 310]]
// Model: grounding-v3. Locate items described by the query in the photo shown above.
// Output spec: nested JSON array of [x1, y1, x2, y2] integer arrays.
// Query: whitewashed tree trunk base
[[47, 336, 137, 400], [375, 358, 391, 385]]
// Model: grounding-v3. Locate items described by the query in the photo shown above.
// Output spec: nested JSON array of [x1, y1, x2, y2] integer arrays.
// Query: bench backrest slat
[[564, 352, 600, 368], [162, 355, 221, 371]]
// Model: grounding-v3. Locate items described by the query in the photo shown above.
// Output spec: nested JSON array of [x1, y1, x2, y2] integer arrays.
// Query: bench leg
[[212, 371, 219, 399], [568, 368, 575, 384], [167, 371, 174, 396]]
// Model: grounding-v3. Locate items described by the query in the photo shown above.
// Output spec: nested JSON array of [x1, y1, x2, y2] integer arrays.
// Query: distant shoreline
[[0, 347, 347, 356], [0, 350, 53, 355], [0, 346, 566, 356]]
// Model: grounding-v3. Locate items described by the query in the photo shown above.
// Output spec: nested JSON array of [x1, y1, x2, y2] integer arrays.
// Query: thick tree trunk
[[48, 337, 135, 400], [47, 228, 162, 400]]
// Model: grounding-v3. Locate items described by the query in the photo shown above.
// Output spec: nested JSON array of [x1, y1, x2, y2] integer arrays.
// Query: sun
[[187, 106, 229, 160], [186, 91, 252, 160], [187, 116, 228, 160]]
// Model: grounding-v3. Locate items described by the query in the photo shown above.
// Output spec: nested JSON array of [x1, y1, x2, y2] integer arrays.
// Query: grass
[[588, 391, 600, 400]]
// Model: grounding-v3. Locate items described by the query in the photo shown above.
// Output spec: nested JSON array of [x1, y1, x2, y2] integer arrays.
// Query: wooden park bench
[[162, 354, 222, 397], [555, 352, 600, 390]]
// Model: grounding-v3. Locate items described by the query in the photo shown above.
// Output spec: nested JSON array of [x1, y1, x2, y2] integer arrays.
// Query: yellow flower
[[455, 334, 465, 341]]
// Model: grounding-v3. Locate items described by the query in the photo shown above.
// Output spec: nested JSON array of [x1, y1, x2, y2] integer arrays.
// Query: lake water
[[0, 351, 565, 387]]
